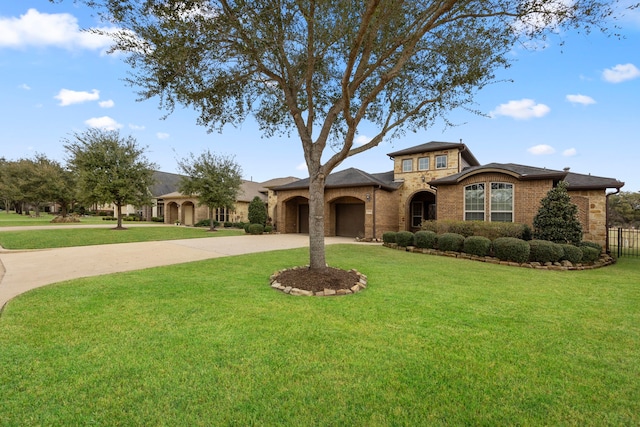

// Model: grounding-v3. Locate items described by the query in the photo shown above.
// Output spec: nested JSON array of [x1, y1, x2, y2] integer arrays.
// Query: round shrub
[[382, 231, 397, 244], [528, 239, 564, 263], [264, 225, 273, 233], [493, 237, 530, 263], [248, 223, 264, 235], [560, 244, 583, 264], [580, 246, 600, 264], [463, 235, 492, 257], [580, 241, 602, 253], [437, 232, 465, 252], [414, 230, 437, 249], [395, 231, 414, 247]]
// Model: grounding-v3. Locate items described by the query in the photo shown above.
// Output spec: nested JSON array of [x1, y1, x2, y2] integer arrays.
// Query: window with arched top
[[464, 183, 485, 221], [490, 182, 513, 222]]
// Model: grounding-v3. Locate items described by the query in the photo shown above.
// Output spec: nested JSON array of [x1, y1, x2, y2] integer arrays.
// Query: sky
[[1, 1, 639, 191]]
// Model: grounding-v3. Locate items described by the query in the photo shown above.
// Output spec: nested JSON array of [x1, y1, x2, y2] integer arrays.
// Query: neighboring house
[[271, 141, 624, 246], [160, 176, 299, 226]]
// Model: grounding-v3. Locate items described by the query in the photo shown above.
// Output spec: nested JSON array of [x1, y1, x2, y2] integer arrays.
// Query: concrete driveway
[[0, 232, 360, 310]]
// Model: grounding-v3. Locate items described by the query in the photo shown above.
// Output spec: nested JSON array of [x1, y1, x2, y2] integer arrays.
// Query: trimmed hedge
[[463, 235, 492, 257], [247, 223, 264, 235], [414, 230, 437, 249], [396, 231, 414, 247], [580, 241, 602, 253], [437, 233, 465, 252], [493, 237, 530, 263], [580, 246, 600, 263], [421, 220, 531, 240], [382, 232, 397, 244], [528, 239, 564, 263], [560, 244, 583, 264]]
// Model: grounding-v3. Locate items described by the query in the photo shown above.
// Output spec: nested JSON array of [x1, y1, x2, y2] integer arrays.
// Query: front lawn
[[1, 245, 638, 425], [0, 211, 108, 227], [0, 226, 244, 249]]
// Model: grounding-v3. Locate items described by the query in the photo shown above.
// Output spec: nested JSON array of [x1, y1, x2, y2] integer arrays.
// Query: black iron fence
[[608, 228, 640, 257]]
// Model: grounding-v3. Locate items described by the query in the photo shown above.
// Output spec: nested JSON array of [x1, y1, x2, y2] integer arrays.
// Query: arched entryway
[[166, 202, 179, 224], [332, 196, 365, 238], [182, 201, 195, 226], [407, 190, 436, 231], [282, 196, 310, 233]]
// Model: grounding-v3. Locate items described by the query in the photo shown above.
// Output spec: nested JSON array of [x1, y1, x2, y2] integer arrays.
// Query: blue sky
[[1, 1, 639, 191]]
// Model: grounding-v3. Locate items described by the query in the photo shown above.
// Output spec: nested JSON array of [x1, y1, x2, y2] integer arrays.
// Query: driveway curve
[[0, 233, 360, 310]]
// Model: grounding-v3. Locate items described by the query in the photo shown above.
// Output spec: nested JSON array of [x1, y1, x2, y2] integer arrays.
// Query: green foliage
[[437, 232, 465, 252], [264, 225, 273, 233], [528, 240, 564, 263], [493, 237, 530, 263], [421, 220, 531, 240], [608, 191, 640, 228], [248, 196, 268, 226], [382, 232, 397, 244], [533, 181, 582, 245], [177, 150, 243, 220], [248, 223, 264, 235], [581, 246, 601, 264], [560, 244, 583, 264], [580, 241, 603, 253], [448, 222, 476, 237], [195, 219, 220, 228], [414, 230, 437, 249], [463, 235, 492, 257], [64, 129, 156, 228], [395, 231, 414, 247]]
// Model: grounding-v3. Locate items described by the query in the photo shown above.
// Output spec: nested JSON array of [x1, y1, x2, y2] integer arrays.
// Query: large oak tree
[[61, 0, 628, 270], [65, 128, 157, 229]]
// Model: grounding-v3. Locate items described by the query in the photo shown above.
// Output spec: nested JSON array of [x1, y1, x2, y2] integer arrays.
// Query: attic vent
[[563, 167, 570, 172]]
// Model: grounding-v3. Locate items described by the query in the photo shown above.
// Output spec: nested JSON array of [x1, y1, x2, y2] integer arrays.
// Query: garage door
[[335, 203, 365, 237]]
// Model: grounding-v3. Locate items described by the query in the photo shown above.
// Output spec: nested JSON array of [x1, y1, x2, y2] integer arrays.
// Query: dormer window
[[402, 159, 413, 172], [435, 155, 447, 169]]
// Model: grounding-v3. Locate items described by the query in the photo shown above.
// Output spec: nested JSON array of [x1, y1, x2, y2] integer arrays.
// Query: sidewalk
[[0, 234, 359, 310]]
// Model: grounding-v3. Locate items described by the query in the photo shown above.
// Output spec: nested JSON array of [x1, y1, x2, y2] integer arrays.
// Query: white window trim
[[464, 183, 485, 221], [402, 158, 413, 172], [435, 155, 447, 169], [490, 182, 514, 222], [418, 156, 430, 171]]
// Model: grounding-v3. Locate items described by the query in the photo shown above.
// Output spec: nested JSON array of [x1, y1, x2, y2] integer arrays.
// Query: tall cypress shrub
[[533, 181, 582, 245], [248, 196, 268, 225]]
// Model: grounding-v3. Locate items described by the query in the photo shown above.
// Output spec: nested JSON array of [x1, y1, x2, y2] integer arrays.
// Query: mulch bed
[[275, 267, 359, 293]]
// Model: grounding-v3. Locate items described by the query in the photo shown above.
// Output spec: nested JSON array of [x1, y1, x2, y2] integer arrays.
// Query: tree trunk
[[308, 174, 327, 271], [116, 203, 124, 229], [209, 207, 216, 231]]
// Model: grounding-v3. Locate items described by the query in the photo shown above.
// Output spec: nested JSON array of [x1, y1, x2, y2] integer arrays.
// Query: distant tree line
[[608, 192, 640, 229]]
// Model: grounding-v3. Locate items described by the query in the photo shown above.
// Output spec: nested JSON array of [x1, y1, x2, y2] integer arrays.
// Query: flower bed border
[[383, 243, 615, 270], [270, 266, 368, 296]]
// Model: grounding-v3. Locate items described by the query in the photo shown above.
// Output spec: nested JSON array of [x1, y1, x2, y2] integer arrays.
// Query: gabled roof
[[387, 141, 481, 166], [429, 163, 624, 190], [273, 168, 401, 192], [151, 171, 184, 197]]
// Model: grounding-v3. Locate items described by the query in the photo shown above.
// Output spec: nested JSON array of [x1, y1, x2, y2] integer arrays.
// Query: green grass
[[0, 226, 244, 249], [1, 245, 639, 426], [0, 211, 109, 227]]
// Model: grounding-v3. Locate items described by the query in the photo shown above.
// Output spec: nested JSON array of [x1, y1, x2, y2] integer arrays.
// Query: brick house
[[272, 141, 624, 246]]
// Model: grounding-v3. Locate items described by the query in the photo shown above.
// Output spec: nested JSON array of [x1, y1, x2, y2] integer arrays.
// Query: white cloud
[[99, 99, 114, 108], [0, 8, 116, 51], [602, 63, 640, 83], [18, 83, 31, 90], [527, 144, 556, 155], [563, 148, 577, 156], [354, 135, 372, 146], [156, 132, 170, 140], [490, 99, 550, 120], [566, 94, 596, 106], [55, 88, 100, 106], [129, 124, 145, 131], [85, 116, 122, 130], [296, 162, 307, 171]]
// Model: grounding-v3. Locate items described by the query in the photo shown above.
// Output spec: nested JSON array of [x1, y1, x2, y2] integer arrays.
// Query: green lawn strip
[[1, 247, 638, 425], [0, 212, 110, 227], [0, 226, 244, 249]]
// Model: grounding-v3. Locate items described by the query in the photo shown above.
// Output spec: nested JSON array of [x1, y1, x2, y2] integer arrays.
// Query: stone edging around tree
[[270, 267, 368, 296], [383, 243, 616, 271]]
